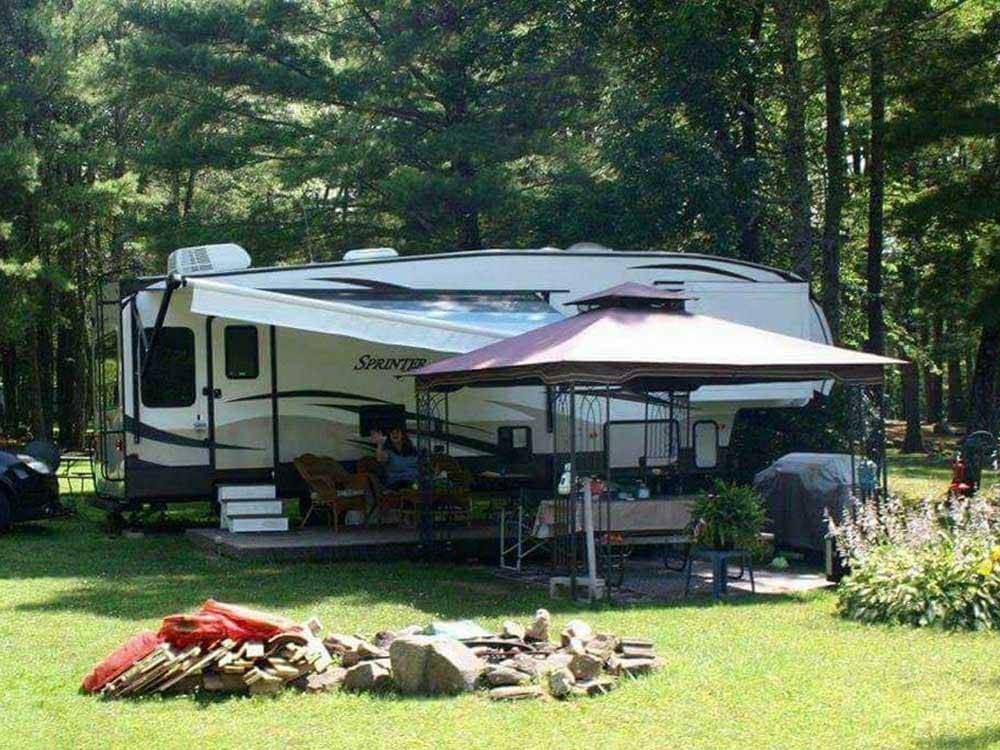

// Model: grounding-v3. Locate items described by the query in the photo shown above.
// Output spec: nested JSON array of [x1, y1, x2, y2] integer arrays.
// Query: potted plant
[[690, 480, 766, 552]]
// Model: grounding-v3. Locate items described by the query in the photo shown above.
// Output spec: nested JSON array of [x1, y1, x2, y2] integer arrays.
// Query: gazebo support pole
[[569, 382, 577, 601], [582, 478, 598, 602], [605, 385, 612, 600], [415, 385, 434, 549], [848, 386, 857, 499], [879, 384, 889, 498]]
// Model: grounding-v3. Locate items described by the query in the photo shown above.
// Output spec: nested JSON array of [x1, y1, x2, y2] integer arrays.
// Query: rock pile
[[87, 603, 662, 702], [324, 609, 663, 701]]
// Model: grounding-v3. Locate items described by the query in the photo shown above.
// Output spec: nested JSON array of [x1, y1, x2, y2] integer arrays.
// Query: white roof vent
[[167, 243, 252, 275], [343, 247, 399, 262], [566, 241, 613, 253]]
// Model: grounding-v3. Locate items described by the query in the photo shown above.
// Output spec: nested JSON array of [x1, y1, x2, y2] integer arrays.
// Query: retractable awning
[[182, 277, 562, 353]]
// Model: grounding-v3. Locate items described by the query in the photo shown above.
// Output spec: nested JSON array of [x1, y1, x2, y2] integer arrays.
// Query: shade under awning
[[413, 285, 904, 389], [183, 277, 561, 353]]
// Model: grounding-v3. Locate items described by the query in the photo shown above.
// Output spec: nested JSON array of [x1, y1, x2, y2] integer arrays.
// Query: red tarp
[[82, 600, 301, 693], [82, 630, 162, 693], [158, 599, 300, 647]]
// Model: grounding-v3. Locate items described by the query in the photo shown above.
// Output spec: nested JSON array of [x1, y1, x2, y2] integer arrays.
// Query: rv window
[[224, 326, 259, 380], [498, 426, 532, 458], [693, 421, 719, 469], [141, 327, 196, 408], [98, 331, 120, 408]]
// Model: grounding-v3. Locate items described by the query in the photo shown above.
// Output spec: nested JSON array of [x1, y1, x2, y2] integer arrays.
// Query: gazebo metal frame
[[411, 283, 902, 594]]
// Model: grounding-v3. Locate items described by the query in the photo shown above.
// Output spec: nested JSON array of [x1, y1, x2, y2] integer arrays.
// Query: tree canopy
[[0, 0, 997, 447]]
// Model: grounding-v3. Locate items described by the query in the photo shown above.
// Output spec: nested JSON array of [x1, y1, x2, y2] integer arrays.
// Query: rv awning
[[413, 284, 904, 389], [183, 277, 561, 353]]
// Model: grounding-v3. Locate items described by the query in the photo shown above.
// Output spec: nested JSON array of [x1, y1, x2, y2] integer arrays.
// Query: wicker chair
[[357, 452, 473, 526], [293, 454, 372, 530]]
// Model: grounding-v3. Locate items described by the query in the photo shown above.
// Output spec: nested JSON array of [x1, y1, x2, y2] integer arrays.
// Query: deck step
[[221, 500, 283, 518], [217, 484, 277, 501], [225, 515, 289, 533], [216, 484, 286, 532]]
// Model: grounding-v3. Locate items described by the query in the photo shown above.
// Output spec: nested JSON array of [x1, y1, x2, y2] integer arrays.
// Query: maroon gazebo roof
[[413, 284, 903, 390]]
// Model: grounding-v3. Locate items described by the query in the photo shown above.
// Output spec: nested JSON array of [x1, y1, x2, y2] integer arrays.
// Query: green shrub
[[830, 492, 1000, 630], [691, 480, 766, 551]]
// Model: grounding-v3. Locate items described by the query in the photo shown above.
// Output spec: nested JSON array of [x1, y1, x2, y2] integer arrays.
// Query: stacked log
[[100, 627, 337, 698]]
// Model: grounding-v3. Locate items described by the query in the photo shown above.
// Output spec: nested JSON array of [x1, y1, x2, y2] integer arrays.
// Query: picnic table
[[501, 494, 695, 576], [58, 450, 94, 497]]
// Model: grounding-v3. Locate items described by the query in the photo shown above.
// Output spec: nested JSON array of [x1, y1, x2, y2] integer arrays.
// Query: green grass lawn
[[3, 487, 1000, 750]]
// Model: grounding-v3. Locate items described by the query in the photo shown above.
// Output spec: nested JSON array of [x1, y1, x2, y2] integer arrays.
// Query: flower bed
[[829, 491, 1000, 630]]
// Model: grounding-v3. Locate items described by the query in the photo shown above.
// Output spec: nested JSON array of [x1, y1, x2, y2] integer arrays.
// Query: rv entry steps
[[217, 484, 289, 533]]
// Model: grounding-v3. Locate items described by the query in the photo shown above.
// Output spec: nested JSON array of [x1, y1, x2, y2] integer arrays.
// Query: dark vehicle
[[0, 441, 61, 531]]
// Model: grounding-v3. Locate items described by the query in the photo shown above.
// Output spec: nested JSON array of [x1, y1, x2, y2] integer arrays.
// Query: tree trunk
[[864, 38, 886, 355], [967, 323, 1000, 434], [924, 317, 943, 426], [901, 363, 925, 453], [816, 0, 845, 343], [459, 208, 481, 251], [947, 352, 965, 423], [25, 325, 47, 440], [55, 297, 87, 448], [775, 0, 813, 279], [0, 344, 17, 434], [737, 1, 765, 264], [182, 168, 197, 218], [36, 317, 54, 440], [454, 155, 481, 250]]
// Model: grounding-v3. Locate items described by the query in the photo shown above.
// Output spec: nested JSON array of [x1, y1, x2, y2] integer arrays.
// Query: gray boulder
[[569, 653, 604, 681], [489, 685, 545, 701], [425, 639, 483, 694], [560, 619, 593, 646], [499, 654, 541, 677], [357, 640, 390, 660], [389, 635, 436, 694], [547, 667, 576, 698], [343, 660, 392, 692], [323, 633, 363, 654], [536, 652, 573, 676], [483, 665, 531, 687], [389, 635, 484, 695], [525, 608, 551, 642]]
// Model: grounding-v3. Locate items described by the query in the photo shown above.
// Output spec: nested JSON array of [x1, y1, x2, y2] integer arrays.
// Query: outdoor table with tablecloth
[[532, 497, 694, 539]]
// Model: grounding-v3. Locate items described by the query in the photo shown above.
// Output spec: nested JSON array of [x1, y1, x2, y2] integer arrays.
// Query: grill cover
[[753, 452, 856, 552]]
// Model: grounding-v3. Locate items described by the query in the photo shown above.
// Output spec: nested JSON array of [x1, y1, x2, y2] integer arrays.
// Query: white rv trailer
[[92, 243, 832, 512]]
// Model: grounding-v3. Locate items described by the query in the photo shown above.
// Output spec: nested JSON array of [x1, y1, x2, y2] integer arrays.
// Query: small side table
[[684, 548, 755, 601]]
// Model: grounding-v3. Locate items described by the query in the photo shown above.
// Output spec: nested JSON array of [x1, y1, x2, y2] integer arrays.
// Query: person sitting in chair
[[370, 425, 419, 489]]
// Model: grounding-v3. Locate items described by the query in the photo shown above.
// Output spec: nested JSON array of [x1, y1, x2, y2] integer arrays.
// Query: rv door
[[93, 282, 126, 496], [207, 318, 275, 476]]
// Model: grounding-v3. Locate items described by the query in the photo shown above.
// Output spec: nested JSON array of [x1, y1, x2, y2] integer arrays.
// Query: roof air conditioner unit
[[566, 241, 612, 253], [167, 243, 252, 275], [342, 247, 399, 262]]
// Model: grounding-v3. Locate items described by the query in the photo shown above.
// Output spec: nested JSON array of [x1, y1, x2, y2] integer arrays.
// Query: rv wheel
[[103, 510, 126, 535]]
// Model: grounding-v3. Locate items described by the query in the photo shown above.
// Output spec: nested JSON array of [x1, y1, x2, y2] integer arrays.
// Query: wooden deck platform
[[186, 524, 500, 561]]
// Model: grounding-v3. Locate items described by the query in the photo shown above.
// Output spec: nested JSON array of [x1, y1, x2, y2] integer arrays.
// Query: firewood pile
[[98, 622, 335, 698], [84, 601, 663, 701]]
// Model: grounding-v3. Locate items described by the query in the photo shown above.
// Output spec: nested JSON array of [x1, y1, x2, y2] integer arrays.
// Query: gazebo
[[411, 283, 903, 594]]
